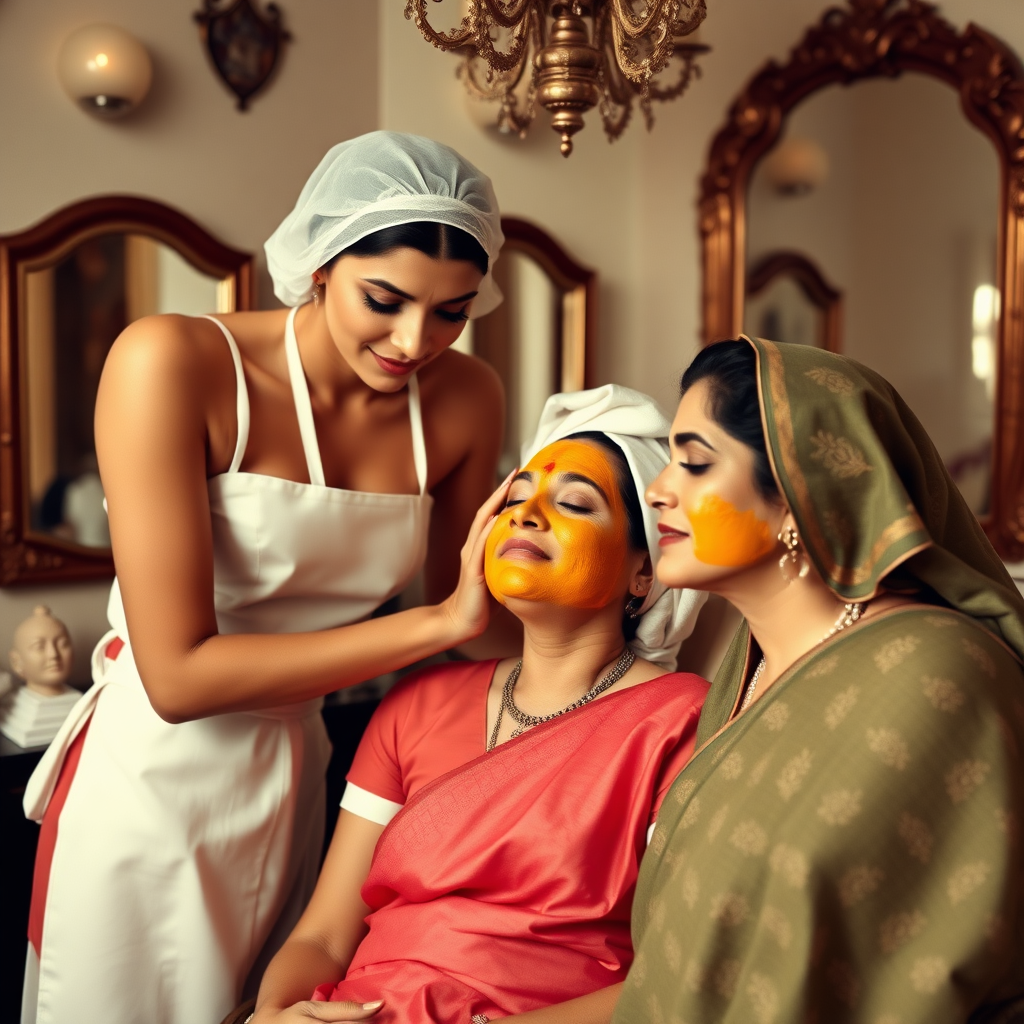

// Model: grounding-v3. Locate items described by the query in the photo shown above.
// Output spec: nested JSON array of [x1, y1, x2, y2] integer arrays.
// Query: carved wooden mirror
[[699, 0, 1024, 558], [0, 196, 253, 585], [460, 216, 597, 477]]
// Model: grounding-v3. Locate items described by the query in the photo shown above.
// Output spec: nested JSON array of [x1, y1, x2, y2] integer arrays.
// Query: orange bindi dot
[[543, 462, 556, 473]]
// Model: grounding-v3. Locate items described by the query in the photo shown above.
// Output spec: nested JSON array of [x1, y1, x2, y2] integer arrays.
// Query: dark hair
[[566, 431, 648, 642], [679, 340, 780, 501], [325, 222, 488, 277]]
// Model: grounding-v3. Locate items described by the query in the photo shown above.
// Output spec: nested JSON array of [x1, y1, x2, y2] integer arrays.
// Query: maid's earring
[[778, 526, 809, 583], [312, 282, 320, 309], [625, 594, 645, 619]]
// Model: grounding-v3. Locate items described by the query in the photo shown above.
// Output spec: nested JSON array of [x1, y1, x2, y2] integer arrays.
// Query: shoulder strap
[[283, 306, 326, 487], [408, 374, 428, 495], [202, 316, 249, 473]]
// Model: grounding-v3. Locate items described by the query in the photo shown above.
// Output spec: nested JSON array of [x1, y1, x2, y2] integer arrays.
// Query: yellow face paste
[[687, 493, 774, 568], [484, 439, 630, 609]]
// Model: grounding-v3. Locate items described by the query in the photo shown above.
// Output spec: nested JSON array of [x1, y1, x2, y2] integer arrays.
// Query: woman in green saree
[[614, 338, 1024, 1023]]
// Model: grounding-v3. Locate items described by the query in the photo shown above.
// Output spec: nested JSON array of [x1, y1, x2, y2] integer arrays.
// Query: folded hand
[[251, 998, 383, 1023]]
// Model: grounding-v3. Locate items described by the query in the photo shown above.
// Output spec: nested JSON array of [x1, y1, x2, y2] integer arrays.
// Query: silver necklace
[[739, 601, 865, 713], [486, 646, 636, 751]]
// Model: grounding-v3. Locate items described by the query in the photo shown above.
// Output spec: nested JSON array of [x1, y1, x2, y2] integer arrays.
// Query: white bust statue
[[0, 605, 80, 748], [9, 604, 74, 696]]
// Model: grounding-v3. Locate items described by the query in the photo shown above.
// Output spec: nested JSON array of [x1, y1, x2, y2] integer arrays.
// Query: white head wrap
[[265, 131, 504, 315], [521, 384, 707, 670]]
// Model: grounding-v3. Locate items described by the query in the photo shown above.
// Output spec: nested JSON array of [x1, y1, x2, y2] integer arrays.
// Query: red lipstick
[[370, 349, 422, 376], [657, 523, 688, 546]]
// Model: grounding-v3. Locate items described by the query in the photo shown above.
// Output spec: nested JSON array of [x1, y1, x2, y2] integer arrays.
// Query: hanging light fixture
[[405, 0, 709, 157]]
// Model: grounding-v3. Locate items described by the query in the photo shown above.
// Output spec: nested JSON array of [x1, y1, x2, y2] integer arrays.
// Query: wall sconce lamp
[[762, 137, 830, 196], [58, 24, 153, 118]]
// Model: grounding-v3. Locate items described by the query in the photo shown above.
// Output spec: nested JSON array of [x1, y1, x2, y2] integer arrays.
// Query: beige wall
[[0, 0, 379, 293]]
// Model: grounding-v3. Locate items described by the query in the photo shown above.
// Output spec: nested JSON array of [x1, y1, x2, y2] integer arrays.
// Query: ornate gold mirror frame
[[698, 0, 1024, 558], [0, 196, 254, 585]]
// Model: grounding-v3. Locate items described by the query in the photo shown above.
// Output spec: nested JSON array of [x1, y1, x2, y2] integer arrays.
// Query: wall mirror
[[699, 0, 1024, 558], [746, 251, 843, 353], [1, 196, 253, 585], [458, 216, 596, 476]]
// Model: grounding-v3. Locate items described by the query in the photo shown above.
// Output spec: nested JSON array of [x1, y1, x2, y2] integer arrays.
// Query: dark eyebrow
[[362, 278, 414, 301], [439, 290, 478, 304], [511, 471, 534, 485], [673, 431, 716, 452], [361, 278, 478, 305], [560, 471, 609, 504]]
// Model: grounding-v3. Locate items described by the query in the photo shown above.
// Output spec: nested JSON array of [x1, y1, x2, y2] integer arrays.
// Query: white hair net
[[521, 385, 707, 670], [265, 131, 504, 315]]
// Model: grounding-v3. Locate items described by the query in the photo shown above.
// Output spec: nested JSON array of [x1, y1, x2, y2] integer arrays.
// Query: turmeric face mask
[[687, 493, 774, 567], [484, 439, 630, 609]]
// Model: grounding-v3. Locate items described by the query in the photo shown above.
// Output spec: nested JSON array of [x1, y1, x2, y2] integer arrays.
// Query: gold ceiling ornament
[[404, 0, 709, 157]]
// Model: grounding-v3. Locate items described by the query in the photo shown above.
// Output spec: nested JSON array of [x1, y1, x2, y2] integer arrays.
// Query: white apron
[[21, 307, 433, 1024]]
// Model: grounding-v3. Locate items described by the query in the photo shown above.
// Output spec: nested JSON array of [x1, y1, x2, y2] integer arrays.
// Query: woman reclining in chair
[[249, 386, 708, 1024]]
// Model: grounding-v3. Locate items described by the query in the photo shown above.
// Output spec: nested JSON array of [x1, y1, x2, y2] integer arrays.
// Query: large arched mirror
[[457, 216, 596, 477], [0, 196, 254, 585], [699, 0, 1024, 559]]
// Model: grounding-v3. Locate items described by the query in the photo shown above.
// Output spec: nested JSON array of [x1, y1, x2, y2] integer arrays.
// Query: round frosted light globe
[[762, 137, 830, 196], [58, 24, 152, 118]]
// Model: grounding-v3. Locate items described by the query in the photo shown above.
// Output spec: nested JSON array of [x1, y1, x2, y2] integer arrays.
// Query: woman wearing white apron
[[22, 132, 514, 1024]]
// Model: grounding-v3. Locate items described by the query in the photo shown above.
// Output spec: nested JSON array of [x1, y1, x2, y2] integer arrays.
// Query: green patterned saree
[[614, 340, 1024, 1023]]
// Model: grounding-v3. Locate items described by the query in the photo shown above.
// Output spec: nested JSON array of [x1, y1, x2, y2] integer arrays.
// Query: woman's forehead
[[673, 380, 715, 430], [524, 439, 618, 490]]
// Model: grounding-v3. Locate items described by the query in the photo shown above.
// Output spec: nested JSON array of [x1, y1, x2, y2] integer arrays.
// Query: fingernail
[[504, 467, 518, 483], [362, 1001, 384, 1009]]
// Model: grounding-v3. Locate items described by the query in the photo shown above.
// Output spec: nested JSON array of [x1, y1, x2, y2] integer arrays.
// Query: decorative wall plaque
[[194, 0, 290, 111]]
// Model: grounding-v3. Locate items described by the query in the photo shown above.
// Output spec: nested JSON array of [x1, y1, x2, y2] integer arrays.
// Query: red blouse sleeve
[[649, 672, 708, 823], [346, 677, 413, 806]]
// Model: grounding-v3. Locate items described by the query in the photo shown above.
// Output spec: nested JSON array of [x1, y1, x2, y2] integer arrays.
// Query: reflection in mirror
[[455, 217, 595, 478], [746, 74, 999, 515], [25, 234, 226, 550], [747, 275, 820, 347], [460, 251, 559, 476], [745, 251, 842, 352]]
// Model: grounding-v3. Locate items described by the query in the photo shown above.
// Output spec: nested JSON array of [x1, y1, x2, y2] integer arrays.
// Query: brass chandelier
[[405, 0, 709, 157]]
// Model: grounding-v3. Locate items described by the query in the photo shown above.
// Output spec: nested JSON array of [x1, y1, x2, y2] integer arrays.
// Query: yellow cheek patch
[[688, 494, 774, 568]]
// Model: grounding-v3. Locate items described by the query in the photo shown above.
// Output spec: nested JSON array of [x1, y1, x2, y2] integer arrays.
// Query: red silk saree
[[313, 670, 707, 1022]]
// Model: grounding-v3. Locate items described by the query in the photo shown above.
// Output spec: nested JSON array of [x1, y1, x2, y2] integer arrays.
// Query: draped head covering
[[521, 384, 707, 670], [265, 131, 504, 315], [748, 336, 1024, 660]]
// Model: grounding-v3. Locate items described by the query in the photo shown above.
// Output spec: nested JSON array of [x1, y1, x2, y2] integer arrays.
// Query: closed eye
[[436, 307, 470, 324], [679, 462, 711, 475], [558, 502, 595, 514], [364, 293, 401, 315], [504, 498, 525, 509]]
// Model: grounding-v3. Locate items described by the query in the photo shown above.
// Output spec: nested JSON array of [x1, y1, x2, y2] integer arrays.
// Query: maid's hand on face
[[438, 467, 520, 643]]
